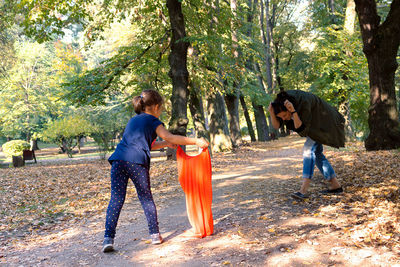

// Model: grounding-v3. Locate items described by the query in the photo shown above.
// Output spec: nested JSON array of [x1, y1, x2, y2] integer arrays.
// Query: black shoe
[[320, 187, 343, 194], [102, 237, 114, 253], [291, 192, 308, 200]]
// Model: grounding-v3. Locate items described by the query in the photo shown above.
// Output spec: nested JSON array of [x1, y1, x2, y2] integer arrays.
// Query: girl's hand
[[196, 138, 209, 149], [166, 142, 178, 149], [284, 100, 295, 113]]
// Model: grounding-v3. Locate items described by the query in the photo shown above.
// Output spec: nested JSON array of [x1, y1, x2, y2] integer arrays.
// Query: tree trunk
[[344, 0, 356, 35], [166, 0, 190, 159], [246, 0, 270, 142], [226, 0, 242, 148], [240, 95, 256, 141], [207, 91, 232, 152], [224, 93, 241, 148], [252, 101, 270, 141], [355, 0, 400, 150], [328, 0, 335, 13], [188, 82, 210, 141], [260, 0, 273, 90], [77, 136, 82, 154], [340, 0, 357, 140], [30, 139, 39, 150]]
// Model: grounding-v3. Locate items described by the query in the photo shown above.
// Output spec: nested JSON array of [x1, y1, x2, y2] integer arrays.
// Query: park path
[[4, 136, 399, 266]]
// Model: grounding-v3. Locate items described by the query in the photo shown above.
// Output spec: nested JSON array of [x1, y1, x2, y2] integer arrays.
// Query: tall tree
[[225, 0, 242, 148], [340, 0, 357, 139], [166, 0, 190, 158], [206, 0, 233, 152], [247, 0, 270, 141], [354, 0, 400, 150], [208, 91, 232, 152], [239, 95, 256, 141], [188, 81, 209, 142]]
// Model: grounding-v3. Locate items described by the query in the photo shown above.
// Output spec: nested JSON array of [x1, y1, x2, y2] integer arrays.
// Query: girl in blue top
[[102, 89, 209, 253]]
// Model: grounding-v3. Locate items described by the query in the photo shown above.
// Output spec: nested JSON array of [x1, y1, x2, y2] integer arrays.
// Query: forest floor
[[1, 135, 400, 266]]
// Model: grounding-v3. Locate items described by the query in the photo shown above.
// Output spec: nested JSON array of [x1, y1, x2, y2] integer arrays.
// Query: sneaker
[[320, 187, 343, 194], [102, 237, 114, 253], [291, 191, 308, 200], [150, 233, 163, 245]]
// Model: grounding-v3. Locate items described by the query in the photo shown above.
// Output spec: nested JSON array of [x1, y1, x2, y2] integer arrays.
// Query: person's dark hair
[[132, 89, 164, 114], [271, 91, 297, 115]]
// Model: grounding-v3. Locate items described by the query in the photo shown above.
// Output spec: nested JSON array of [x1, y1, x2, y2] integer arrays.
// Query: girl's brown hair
[[132, 89, 164, 114]]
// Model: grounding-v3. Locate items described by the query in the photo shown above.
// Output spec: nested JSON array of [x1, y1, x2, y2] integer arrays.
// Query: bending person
[[268, 90, 345, 200]]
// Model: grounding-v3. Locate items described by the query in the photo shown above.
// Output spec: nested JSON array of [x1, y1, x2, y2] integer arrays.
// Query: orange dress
[[176, 146, 213, 238]]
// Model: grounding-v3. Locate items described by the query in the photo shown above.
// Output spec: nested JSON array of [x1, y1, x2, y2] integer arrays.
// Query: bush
[[2, 140, 30, 158]]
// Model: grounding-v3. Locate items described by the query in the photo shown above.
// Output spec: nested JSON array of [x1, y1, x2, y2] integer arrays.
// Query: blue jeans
[[302, 137, 336, 180], [104, 160, 159, 238]]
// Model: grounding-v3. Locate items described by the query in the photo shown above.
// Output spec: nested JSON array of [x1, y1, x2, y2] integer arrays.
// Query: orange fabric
[[176, 146, 213, 238]]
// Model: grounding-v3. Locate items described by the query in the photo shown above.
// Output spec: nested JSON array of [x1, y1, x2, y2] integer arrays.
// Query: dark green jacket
[[286, 90, 345, 148]]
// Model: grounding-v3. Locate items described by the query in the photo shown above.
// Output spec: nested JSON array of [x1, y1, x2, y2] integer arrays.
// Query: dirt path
[[3, 136, 399, 266]]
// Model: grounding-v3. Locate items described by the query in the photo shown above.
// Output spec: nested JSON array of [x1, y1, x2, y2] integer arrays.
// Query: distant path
[[4, 136, 399, 266]]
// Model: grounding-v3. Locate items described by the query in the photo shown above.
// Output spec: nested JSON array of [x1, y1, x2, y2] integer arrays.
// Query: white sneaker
[[150, 233, 163, 245]]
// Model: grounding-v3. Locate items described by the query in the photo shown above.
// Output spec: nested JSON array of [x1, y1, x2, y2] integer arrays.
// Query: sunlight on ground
[[267, 245, 319, 266], [14, 227, 84, 251]]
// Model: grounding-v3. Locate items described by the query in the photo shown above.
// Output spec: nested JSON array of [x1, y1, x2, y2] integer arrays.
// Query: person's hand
[[195, 137, 209, 149], [284, 100, 295, 113], [268, 103, 274, 114], [166, 142, 178, 149]]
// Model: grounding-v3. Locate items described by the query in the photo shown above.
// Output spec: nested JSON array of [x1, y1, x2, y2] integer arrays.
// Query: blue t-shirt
[[108, 113, 163, 167]]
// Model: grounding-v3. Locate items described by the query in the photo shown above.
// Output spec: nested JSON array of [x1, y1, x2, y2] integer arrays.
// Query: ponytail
[[132, 89, 164, 114], [133, 95, 145, 114]]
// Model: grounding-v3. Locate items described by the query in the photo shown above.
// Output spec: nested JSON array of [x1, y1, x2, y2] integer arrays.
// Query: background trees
[[0, 0, 399, 152]]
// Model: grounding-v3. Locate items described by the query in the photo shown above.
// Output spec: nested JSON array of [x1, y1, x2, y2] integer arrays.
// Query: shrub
[[2, 140, 30, 158]]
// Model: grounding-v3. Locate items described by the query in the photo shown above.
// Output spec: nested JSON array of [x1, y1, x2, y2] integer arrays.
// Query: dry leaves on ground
[[0, 158, 178, 248], [1, 137, 399, 255]]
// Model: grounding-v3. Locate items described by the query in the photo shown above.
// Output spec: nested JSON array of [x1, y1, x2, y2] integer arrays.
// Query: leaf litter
[[1, 135, 400, 265]]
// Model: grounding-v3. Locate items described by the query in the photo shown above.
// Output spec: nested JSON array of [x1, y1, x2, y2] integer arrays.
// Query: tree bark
[[260, 0, 273, 90], [166, 0, 190, 159], [224, 93, 241, 148], [207, 91, 232, 152], [252, 101, 270, 141], [344, 0, 356, 35], [226, 0, 243, 148], [340, 0, 357, 140], [239, 95, 256, 141], [188, 81, 209, 141], [354, 0, 400, 150], [30, 139, 39, 150], [246, 0, 270, 142]]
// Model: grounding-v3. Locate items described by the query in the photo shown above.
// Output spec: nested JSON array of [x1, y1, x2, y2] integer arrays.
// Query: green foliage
[[0, 35, 85, 140], [41, 116, 94, 158], [308, 26, 369, 138], [2, 140, 30, 158], [307, 0, 347, 28], [85, 102, 130, 159]]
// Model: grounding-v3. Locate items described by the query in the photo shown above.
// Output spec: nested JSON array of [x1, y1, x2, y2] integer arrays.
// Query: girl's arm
[[155, 125, 209, 148], [151, 140, 177, 150]]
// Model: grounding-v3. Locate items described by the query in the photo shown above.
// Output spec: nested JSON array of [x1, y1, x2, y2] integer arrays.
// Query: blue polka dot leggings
[[104, 160, 159, 238]]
